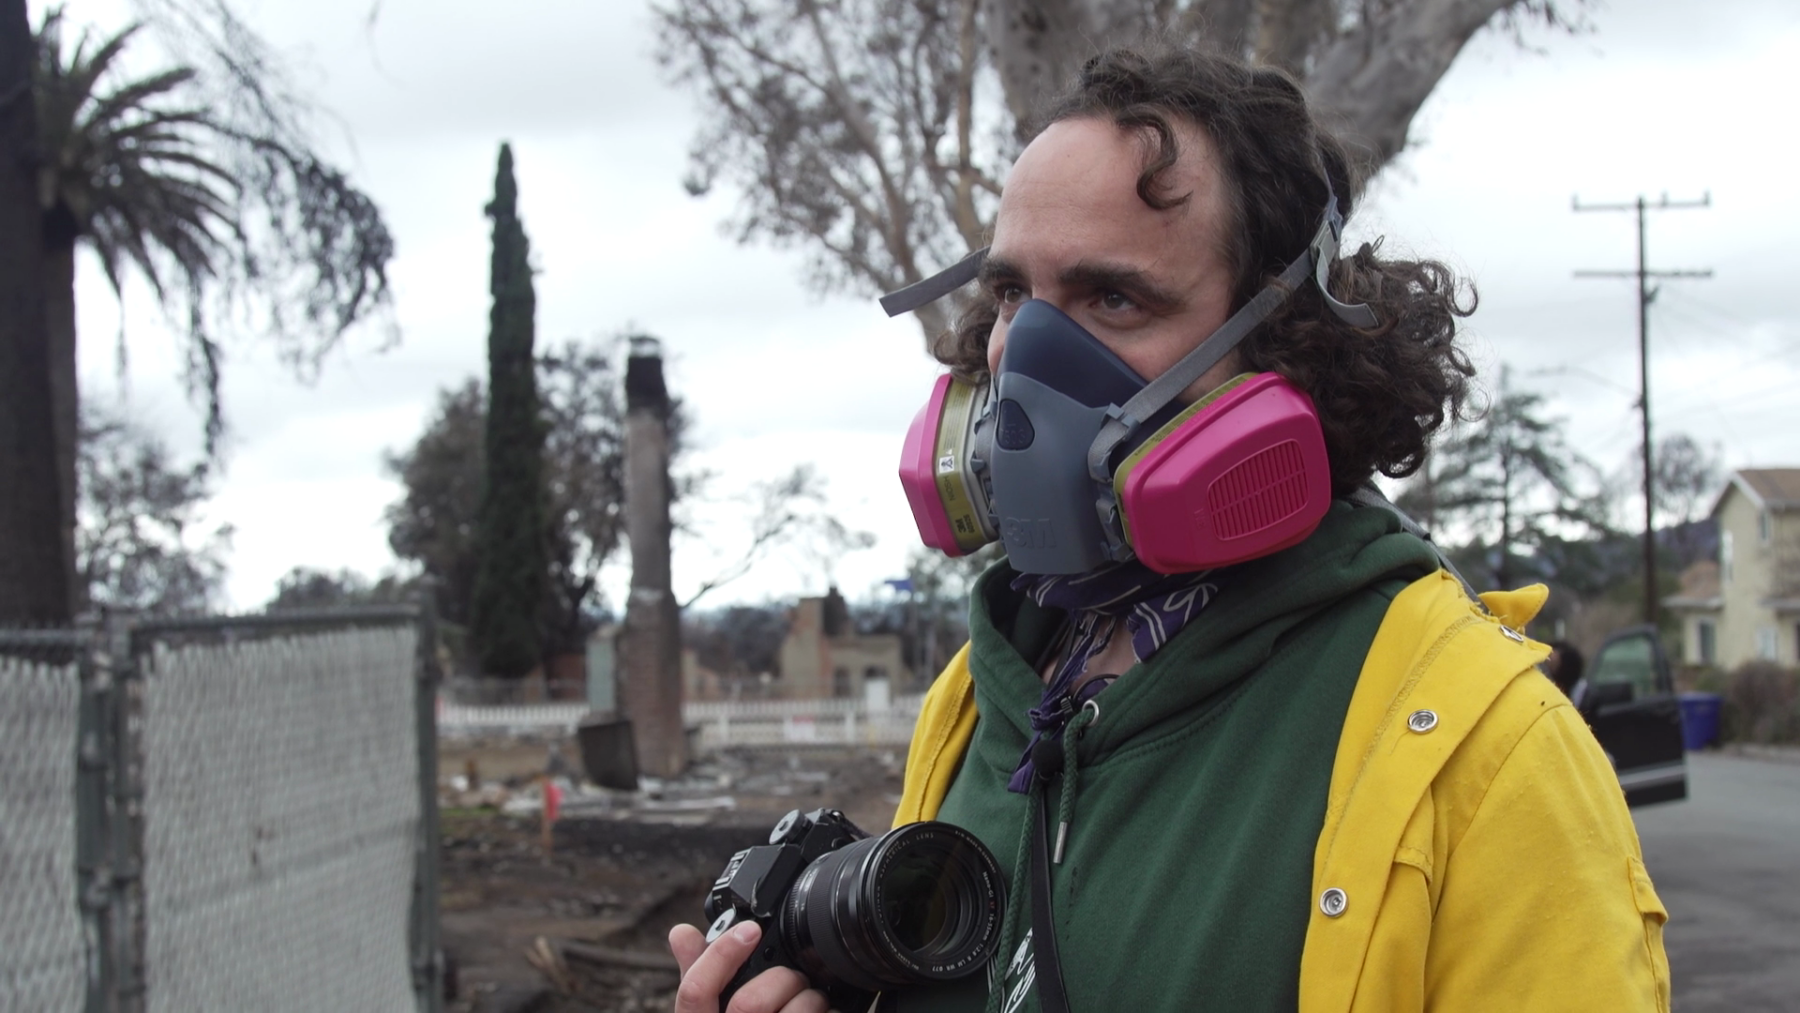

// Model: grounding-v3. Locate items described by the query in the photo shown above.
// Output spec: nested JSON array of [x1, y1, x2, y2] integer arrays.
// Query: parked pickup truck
[[1577, 624, 1688, 807]]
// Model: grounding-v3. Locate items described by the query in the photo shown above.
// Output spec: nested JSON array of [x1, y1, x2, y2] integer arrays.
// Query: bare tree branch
[[661, 0, 1582, 349], [679, 464, 874, 610], [656, 0, 1003, 342]]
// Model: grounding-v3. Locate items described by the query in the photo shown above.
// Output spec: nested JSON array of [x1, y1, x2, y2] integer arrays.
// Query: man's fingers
[[724, 967, 830, 1013], [669, 923, 708, 977], [673, 920, 761, 1013], [669, 921, 830, 1013], [722, 965, 815, 1013]]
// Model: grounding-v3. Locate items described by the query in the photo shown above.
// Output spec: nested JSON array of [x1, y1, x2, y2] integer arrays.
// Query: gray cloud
[[57, 0, 1800, 607]]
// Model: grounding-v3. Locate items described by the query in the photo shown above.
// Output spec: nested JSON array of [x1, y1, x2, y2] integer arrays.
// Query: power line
[[1659, 288, 1759, 330], [1525, 363, 1638, 397], [1573, 191, 1712, 626]]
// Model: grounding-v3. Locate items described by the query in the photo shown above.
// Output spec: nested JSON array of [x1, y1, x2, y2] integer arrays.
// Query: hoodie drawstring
[[986, 696, 1099, 1013], [987, 784, 1039, 1013], [1053, 699, 1097, 864]]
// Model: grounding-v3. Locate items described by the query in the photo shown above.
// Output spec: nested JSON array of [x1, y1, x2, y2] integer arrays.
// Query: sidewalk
[[1716, 742, 1800, 766]]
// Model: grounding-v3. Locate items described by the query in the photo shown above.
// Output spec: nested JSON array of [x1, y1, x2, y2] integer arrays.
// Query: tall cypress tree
[[470, 143, 546, 677]]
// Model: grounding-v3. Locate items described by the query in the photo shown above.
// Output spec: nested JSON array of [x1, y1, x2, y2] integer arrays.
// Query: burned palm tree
[[34, 10, 236, 597], [27, 5, 394, 611]]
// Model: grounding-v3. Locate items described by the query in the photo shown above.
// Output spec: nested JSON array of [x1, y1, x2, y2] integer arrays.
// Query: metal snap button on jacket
[[1319, 887, 1348, 917], [1407, 709, 1439, 733], [1500, 625, 1526, 643]]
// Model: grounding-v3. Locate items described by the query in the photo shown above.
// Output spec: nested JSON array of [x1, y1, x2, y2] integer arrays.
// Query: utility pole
[[1573, 192, 1711, 628]]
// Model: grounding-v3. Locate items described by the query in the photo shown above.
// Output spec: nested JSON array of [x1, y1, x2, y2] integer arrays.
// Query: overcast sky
[[45, 0, 1800, 612]]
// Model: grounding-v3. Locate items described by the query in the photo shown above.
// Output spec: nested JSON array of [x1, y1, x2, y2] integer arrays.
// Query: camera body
[[705, 808, 874, 1009], [703, 808, 1005, 1010]]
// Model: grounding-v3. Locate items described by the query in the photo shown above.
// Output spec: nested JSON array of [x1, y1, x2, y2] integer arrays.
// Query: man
[[672, 47, 1669, 1013], [1545, 640, 1589, 707]]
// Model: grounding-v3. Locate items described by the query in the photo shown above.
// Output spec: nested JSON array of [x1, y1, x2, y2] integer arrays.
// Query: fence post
[[411, 593, 445, 1013], [112, 618, 146, 1013], [73, 618, 114, 1013]]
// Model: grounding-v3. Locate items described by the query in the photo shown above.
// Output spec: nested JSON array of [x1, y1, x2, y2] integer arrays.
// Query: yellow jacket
[[894, 570, 1671, 1012]]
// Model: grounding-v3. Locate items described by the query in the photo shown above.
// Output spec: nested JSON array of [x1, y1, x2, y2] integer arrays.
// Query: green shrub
[[1677, 664, 1727, 695], [1719, 661, 1800, 744]]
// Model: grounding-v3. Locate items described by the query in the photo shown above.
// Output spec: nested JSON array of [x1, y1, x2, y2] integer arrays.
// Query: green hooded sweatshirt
[[889, 503, 1439, 1013]]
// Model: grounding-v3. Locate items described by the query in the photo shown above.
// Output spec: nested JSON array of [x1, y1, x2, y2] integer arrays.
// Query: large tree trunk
[[45, 237, 80, 611], [1255, 0, 1333, 77], [1188, 0, 1256, 58], [0, 0, 72, 625], [982, 0, 1155, 135], [1301, 0, 1513, 167], [982, 0, 1516, 173]]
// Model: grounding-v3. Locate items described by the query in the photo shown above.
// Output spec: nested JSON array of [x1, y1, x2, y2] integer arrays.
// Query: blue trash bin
[[1678, 692, 1723, 751]]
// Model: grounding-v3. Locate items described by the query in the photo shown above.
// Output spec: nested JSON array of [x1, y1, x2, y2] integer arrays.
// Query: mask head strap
[[879, 247, 990, 318]]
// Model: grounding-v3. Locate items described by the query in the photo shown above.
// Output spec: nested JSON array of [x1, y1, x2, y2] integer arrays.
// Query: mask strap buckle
[[1312, 199, 1379, 330]]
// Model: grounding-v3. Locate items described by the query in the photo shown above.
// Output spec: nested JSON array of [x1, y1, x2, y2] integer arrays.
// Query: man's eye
[[1099, 291, 1138, 312], [996, 284, 1027, 305]]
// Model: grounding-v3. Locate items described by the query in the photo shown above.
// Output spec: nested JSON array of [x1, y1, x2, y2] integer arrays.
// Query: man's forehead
[[990, 118, 1223, 271], [1004, 117, 1218, 208]]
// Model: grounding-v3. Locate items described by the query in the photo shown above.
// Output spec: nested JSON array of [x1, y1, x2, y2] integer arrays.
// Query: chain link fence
[[0, 608, 442, 1013], [0, 634, 86, 1012]]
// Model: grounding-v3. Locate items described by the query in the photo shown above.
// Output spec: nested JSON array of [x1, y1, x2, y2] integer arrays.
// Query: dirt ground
[[437, 740, 906, 1013]]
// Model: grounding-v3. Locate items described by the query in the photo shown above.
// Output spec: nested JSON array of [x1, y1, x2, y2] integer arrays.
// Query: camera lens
[[780, 821, 1004, 994], [883, 849, 954, 951]]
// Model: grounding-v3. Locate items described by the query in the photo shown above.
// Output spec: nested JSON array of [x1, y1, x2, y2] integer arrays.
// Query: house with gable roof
[[1665, 468, 1800, 668]]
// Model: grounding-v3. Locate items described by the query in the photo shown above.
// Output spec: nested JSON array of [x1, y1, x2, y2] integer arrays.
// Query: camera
[[702, 808, 1006, 1010]]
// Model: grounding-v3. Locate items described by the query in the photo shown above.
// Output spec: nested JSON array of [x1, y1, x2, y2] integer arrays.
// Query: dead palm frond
[[34, 6, 241, 446]]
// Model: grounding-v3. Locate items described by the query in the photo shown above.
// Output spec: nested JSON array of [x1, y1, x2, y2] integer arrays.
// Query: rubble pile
[[438, 744, 906, 1012]]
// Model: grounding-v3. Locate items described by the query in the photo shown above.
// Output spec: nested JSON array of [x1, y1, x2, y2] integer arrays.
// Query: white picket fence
[[438, 693, 926, 749]]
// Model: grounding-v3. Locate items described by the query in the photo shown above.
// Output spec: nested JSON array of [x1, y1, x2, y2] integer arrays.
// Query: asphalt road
[[1633, 751, 1800, 1012]]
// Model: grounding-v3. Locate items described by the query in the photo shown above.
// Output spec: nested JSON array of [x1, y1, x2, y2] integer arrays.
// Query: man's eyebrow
[[978, 256, 1185, 312], [978, 255, 1024, 285], [1061, 261, 1186, 313]]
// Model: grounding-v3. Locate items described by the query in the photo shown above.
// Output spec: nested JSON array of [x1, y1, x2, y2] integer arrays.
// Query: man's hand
[[669, 921, 831, 1013]]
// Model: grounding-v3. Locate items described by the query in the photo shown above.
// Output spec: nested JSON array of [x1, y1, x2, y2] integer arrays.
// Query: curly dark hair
[[932, 47, 1476, 497]]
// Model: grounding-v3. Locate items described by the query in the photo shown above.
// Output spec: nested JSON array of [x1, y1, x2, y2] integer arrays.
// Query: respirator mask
[[887, 194, 1379, 576]]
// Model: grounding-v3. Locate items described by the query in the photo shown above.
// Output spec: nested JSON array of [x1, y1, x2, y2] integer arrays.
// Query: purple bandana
[[1005, 562, 1220, 792]]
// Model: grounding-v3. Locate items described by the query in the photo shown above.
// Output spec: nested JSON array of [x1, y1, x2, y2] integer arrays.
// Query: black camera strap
[[1030, 785, 1074, 1013]]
